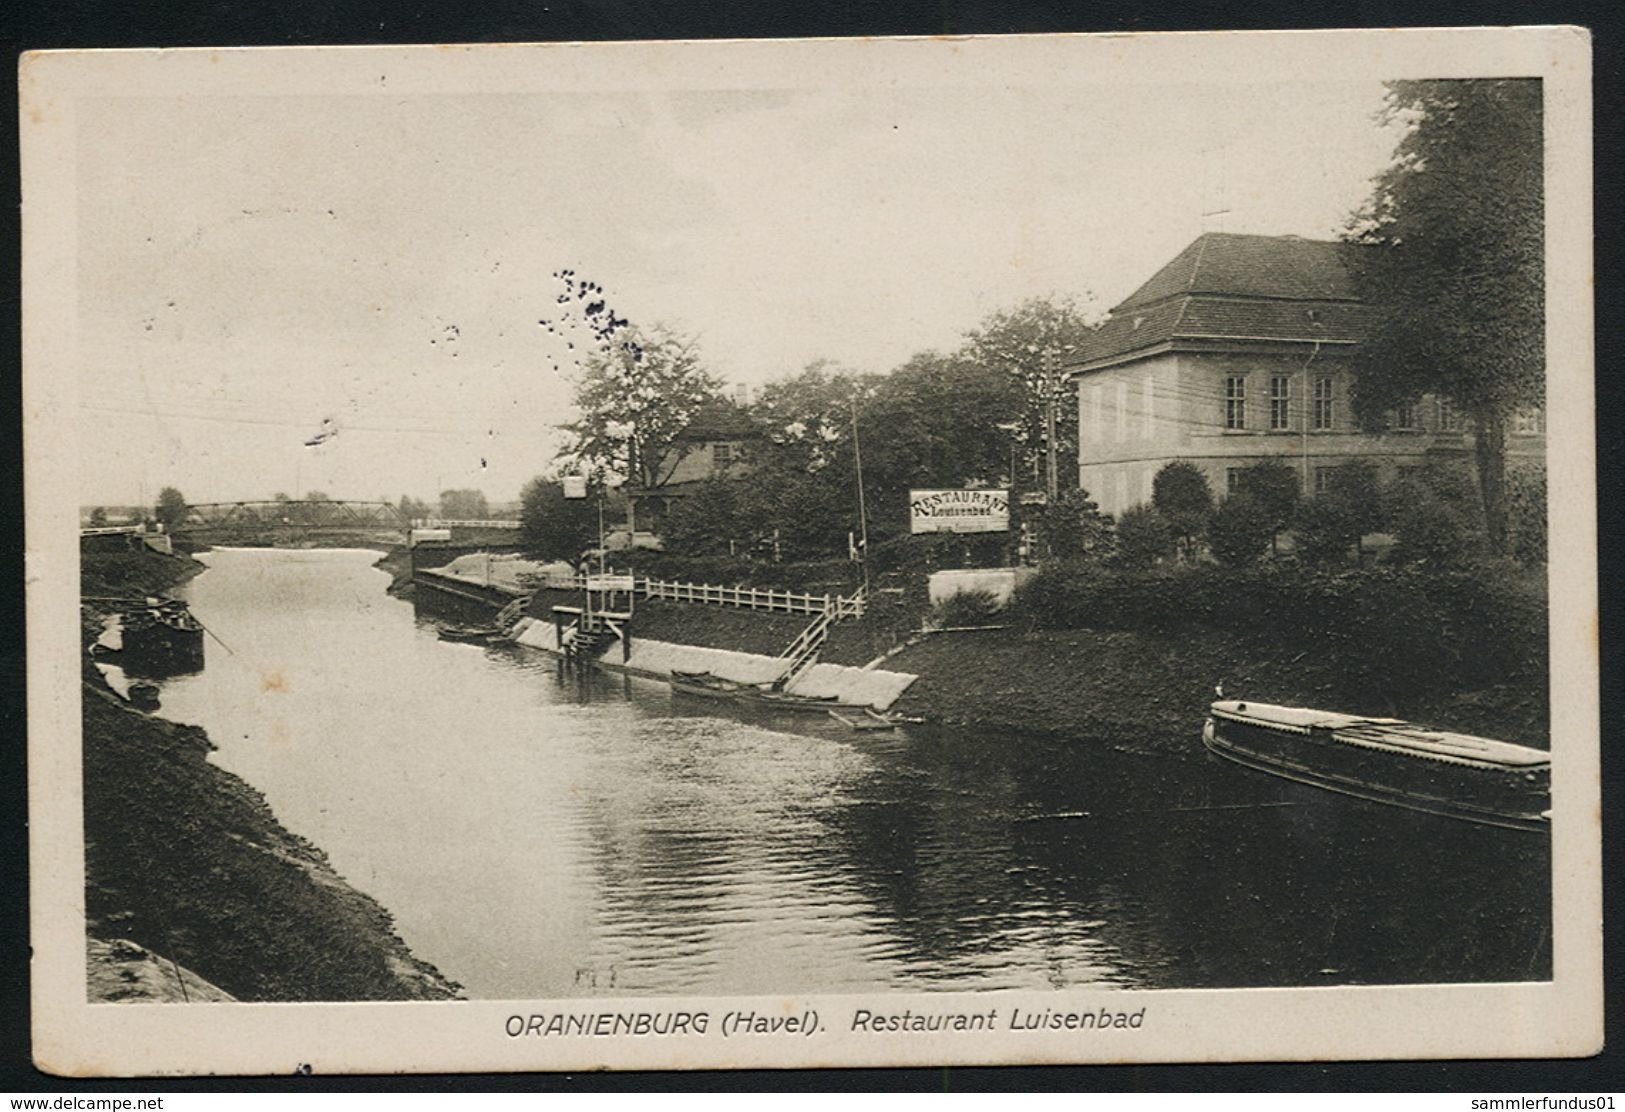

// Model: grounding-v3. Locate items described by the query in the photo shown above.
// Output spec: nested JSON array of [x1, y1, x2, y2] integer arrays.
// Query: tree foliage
[[560, 324, 723, 494], [961, 296, 1098, 490], [1208, 493, 1274, 567], [1290, 496, 1362, 566], [1346, 79, 1544, 551], [1238, 458, 1300, 537], [1291, 463, 1388, 565], [1387, 480, 1486, 567], [1034, 487, 1114, 562], [1152, 460, 1213, 559], [154, 487, 188, 530], [519, 478, 603, 568], [438, 488, 489, 520], [660, 478, 746, 558], [1113, 503, 1175, 569]]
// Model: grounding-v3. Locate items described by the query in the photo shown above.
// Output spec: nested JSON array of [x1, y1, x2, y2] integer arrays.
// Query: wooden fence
[[543, 573, 865, 618]]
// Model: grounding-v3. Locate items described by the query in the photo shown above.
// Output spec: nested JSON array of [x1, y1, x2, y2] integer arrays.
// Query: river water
[[147, 547, 1550, 999]]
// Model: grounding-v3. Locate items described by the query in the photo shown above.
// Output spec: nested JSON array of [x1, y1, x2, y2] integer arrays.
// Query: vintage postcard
[[23, 28, 1598, 1075]]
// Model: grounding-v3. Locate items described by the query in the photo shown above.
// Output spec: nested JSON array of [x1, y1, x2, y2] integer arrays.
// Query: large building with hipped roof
[[1065, 231, 1543, 517]]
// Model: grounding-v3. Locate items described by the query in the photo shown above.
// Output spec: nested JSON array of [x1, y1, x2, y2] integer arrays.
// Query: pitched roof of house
[[1072, 232, 1376, 371], [674, 400, 761, 441]]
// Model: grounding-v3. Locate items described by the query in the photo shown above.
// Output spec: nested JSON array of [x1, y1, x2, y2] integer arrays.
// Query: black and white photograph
[[23, 29, 1598, 1073]]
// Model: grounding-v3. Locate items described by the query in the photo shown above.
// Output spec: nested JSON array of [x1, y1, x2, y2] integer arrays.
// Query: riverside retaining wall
[[509, 617, 917, 711]]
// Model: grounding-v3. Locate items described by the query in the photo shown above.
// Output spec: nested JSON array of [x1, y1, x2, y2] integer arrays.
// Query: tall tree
[[960, 295, 1099, 498], [154, 487, 188, 530], [559, 324, 723, 507], [1345, 79, 1543, 552]]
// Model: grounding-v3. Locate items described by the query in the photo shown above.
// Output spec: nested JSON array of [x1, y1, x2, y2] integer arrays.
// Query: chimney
[[734, 383, 750, 407]]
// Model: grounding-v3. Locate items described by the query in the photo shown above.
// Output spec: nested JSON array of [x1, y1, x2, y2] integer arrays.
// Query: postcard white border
[[24, 27, 1599, 1075]]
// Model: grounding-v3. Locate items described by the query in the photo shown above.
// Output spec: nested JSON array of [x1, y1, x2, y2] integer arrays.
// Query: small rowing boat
[[670, 670, 844, 713], [1202, 700, 1550, 832], [828, 709, 899, 731], [438, 625, 502, 645]]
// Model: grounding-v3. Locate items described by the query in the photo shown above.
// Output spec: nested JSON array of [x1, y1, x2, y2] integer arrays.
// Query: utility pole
[[850, 395, 871, 603], [1044, 350, 1060, 503]]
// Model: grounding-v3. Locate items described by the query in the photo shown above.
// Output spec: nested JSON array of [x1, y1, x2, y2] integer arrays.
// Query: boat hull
[[671, 672, 846, 713], [1202, 711, 1549, 833]]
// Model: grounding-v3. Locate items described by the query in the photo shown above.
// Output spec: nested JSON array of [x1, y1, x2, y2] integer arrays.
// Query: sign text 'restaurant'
[[908, 489, 1010, 534]]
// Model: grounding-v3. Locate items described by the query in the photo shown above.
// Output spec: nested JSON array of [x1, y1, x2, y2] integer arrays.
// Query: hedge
[[1009, 560, 1547, 701]]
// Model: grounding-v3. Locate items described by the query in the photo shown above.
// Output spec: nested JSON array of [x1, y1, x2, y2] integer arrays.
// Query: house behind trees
[[1066, 232, 1544, 516], [631, 398, 763, 535]]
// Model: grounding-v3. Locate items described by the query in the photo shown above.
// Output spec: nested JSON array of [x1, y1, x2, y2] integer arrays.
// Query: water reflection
[[146, 548, 1549, 1000]]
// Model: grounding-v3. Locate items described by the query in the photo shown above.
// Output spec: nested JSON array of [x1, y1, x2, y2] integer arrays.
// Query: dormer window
[[712, 442, 733, 468]]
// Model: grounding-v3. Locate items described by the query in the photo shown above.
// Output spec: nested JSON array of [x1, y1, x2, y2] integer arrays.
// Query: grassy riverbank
[[80, 546, 461, 1002], [528, 573, 1547, 752], [884, 625, 1547, 754], [80, 548, 206, 598]]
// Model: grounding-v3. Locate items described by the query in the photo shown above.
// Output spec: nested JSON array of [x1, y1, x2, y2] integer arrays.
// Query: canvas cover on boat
[[1210, 701, 1549, 769]]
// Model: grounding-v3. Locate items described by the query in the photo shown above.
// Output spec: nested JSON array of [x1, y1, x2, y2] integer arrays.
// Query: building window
[[712, 442, 733, 469], [1313, 466, 1340, 495], [1226, 467, 1248, 495], [1312, 377, 1334, 431], [1392, 402, 1417, 431], [1513, 408, 1545, 435], [1437, 398, 1461, 432], [1225, 376, 1247, 430], [1269, 375, 1290, 431]]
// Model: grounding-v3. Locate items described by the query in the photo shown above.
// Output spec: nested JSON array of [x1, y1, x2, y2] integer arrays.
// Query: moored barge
[[1202, 700, 1549, 832]]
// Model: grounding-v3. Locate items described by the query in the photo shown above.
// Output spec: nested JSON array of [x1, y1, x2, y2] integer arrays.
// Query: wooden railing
[[542, 573, 866, 618]]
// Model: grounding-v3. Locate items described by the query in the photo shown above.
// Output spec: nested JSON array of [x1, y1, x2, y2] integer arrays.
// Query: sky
[[74, 73, 1403, 507]]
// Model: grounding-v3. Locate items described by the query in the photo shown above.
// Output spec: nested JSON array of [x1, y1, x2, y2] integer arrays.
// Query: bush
[[1291, 496, 1361, 565], [1387, 480, 1487, 567], [1239, 458, 1301, 535], [1207, 493, 1274, 567], [1113, 504, 1175, 569], [1034, 487, 1114, 562], [931, 588, 1005, 628], [1007, 560, 1546, 703], [1152, 460, 1213, 560], [1507, 466, 1547, 566]]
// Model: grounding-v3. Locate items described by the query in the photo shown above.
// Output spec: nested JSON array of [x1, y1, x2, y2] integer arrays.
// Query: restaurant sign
[[908, 488, 1011, 534]]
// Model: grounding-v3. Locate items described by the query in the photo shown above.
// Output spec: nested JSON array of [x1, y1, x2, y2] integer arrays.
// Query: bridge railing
[[412, 519, 522, 529], [80, 525, 146, 536]]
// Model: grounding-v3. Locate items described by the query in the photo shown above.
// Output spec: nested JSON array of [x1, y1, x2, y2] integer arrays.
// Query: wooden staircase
[[557, 607, 632, 663], [775, 588, 863, 689]]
